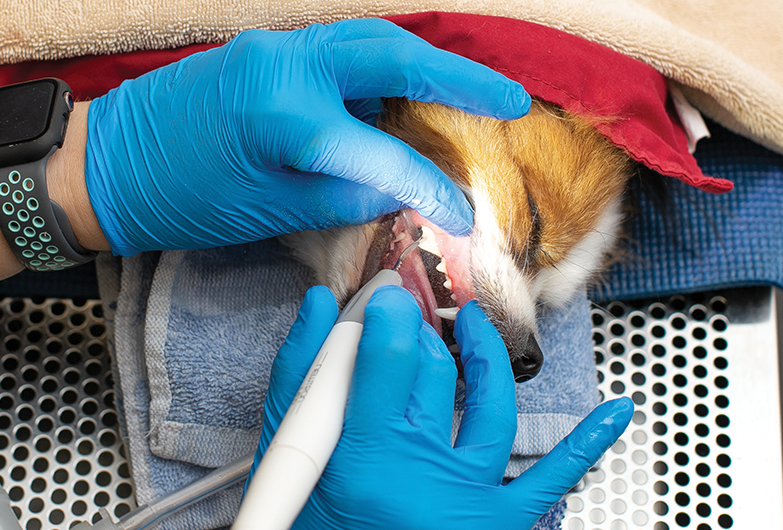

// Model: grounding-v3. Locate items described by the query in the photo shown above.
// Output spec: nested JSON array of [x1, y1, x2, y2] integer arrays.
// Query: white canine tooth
[[392, 232, 407, 243], [443, 278, 453, 291], [450, 293, 457, 302], [434, 307, 459, 321], [435, 259, 448, 274], [418, 226, 442, 257]]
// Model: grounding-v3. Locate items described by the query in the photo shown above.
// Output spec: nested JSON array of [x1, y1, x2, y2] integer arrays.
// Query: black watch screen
[[0, 79, 73, 166]]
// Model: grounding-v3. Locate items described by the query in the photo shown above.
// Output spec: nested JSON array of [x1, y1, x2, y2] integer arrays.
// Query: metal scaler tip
[[393, 240, 420, 271]]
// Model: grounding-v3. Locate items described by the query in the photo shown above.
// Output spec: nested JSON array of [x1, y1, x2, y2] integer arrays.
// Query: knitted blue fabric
[[592, 121, 783, 302]]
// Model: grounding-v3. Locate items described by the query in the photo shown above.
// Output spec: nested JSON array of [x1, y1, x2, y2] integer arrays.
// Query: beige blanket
[[2, 0, 781, 157]]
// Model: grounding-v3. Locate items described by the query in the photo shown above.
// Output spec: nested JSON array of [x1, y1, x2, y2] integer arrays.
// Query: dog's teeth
[[443, 278, 453, 291], [434, 307, 459, 321], [418, 226, 442, 257], [392, 232, 407, 244], [450, 293, 457, 302], [435, 259, 448, 274]]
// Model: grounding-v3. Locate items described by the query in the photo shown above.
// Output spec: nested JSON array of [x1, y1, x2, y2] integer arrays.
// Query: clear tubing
[[70, 453, 254, 530]]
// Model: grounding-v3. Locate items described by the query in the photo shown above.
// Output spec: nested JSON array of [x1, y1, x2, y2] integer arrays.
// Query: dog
[[283, 97, 634, 382]]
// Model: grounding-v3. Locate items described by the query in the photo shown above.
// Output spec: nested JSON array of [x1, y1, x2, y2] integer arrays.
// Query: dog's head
[[284, 98, 633, 381]]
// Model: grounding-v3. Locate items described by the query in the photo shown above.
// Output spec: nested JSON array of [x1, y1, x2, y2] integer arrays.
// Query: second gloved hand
[[85, 19, 530, 256], [250, 286, 633, 529]]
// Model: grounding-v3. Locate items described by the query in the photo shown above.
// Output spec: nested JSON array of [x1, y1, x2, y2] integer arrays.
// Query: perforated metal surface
[[0, 298, 135, 530], [563, 287, 783, 530]]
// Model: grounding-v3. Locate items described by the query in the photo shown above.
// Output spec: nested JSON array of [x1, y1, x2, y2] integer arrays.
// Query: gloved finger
[[304, 118, 473, 236], [451, 301, 517, 484], [506, 398, 634, 517], [261, 286, 339, 442], [346, 286, 423, 434], [404, 323, 459, 442], [332, 37, 530, 119]]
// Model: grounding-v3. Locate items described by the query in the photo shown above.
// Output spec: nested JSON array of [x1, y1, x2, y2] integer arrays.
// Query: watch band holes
[[15, 237, 27, 247], [54, 256, 66, 262], [8, 221, 20, 233], [32, 217, 45, 228], [24, 228, 36, 238], [38, 233, 51, 243], [38, 254, 50, 261], [12, 191, 23, 204], [8, 171, 20, 184], [27, 199, 39, 211], [3, 203, 14, 215], [30, 260, 42, 267], [22, 179, 34, 192], [62, 262, 74, 267], [22, 250, 35, 259], [36, 266, 48, 271], [46, 246, 59, 254], [31, 242, 43, 251], [0, 184, 9, 196], [17, 210, 29, 222]]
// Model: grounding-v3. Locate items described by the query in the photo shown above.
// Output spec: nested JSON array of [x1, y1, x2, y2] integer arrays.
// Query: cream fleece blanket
[[1, 1, 782, 157]]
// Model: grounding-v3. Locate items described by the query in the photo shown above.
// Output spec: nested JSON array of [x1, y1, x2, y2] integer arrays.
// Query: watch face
[[0, 79, 57, 147]]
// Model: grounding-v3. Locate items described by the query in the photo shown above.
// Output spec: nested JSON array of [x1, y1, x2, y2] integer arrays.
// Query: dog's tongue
[[379, 212, 475, 335], [381, 221, 442, 332]]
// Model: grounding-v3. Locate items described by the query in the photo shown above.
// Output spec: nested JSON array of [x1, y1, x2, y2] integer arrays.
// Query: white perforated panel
[[563, 287, 783, 530]]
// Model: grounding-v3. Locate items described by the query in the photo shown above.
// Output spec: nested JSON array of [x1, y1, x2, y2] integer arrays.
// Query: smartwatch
[[0, 78, 97, 271]]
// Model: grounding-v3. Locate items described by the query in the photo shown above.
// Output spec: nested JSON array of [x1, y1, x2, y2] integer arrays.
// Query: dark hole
[[45, 339, 62, 354], [654, 481, 669, 495], [675, 492, 690, 506], [57, 428, 74, 444], [674, 393, 688, 406], [696, 503, 711, 517], [654, 461, 668, 475], [693, 346, 707, 359], [41, 379, 58, 394], [66, 350, 83, 364], [713, 338, 727, 351], [33, 458, 48, 472], [49, 510, 65, 525], [653, 422, 668, 435], [716, 434, 731, 448], [630, 314, 646, 327], [694, 385, 709, 398], [15, 425, 31, 441], [26, 330, 42, 343], [35, 437, 51, 452], [94, 491, 110, 507], [675, 512, 691, 527], [68, 332, 84, 346], [11, 466, 26, 481], [694, 404, 709, 417], [718, 514, 733, 528], [592, 313, 604, 326], [72, 500, 87, 516], [654, 501, 669, 515], [673, 413, 688, 426], [70, 313, 86, 326], [60, 408, 76, 424], [653, 441, 668, 455], [715, 415, 730, 428], [48, 321, 64, 335], [695, 443, 710, 457], [715, 376, 729, 389], [80, 420, 97, 435], [653, 402, 667, 415], [610, 361, 625, 374], [695, 463, 711, 477], [631, 353, 646, 366], [716, 454, 731, 467], [672, 336, 686, 349], [96, 472, 111, 487], [674, 452, 689, 466], [692, 327, 706, 340], [717, 494, 732, 508], [55, 449, 71, 464], [53, 469, 69, 484], [31, 478, 46, 493], [37, 417, 53, 433], [712, 318, 727, 331], [73, 480, 89, 496], [674, 472, 689, 485], [611, 381, 625, 394], [631, 334, 645, 346], [13, 446, 29, 461], [717, 474, 732, 488], [652, 344, 666, 357], [651, 326, 666, 338], [610, 342, 625, 355], [695, 424, 710, 437], [76, 460, 91, 476], [674, 432, 689, 446], [21, 366, 38, 382]]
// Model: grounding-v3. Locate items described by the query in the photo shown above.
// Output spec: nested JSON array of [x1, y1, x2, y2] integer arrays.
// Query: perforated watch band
[[0, 147, 97, 271]]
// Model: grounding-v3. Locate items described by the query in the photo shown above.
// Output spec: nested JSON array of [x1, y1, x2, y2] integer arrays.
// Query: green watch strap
[[0, 147, 97, 271]]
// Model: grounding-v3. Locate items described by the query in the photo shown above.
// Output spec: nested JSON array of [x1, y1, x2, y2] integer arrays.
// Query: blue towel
[[592, 120, 783, 302], [100, 236, 596, 530]]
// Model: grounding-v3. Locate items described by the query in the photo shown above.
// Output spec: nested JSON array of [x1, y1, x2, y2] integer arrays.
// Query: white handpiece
[[232, 269, 403, 530]]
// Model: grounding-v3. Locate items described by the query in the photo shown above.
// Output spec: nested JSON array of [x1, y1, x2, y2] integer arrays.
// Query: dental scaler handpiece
[[232, 260, 411, 530]]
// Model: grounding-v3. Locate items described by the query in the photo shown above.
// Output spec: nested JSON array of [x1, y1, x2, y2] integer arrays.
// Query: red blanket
[[0, 12, 731, 193]]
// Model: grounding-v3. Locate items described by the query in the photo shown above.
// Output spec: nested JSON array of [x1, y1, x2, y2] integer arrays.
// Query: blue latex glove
[[85, 19, 531, 256], [248, 285, 633, 529]]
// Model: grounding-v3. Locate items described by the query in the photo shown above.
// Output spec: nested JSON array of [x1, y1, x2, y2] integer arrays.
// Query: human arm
[[250, 285, 633, 529]]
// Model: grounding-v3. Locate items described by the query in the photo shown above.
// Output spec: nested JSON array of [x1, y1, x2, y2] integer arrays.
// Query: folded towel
[[97, 235, 596, 530]]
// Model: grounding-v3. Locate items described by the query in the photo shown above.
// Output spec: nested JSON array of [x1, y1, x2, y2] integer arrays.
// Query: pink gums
[[379, 210, 475, 335]]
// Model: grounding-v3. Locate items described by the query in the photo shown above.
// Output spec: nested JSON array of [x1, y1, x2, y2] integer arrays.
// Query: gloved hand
[[249, 285, 633, 529], [85, 19, 531, 256]]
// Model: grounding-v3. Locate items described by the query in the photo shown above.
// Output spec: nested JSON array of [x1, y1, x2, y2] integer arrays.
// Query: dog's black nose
[[510, 334, 543, 382]]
